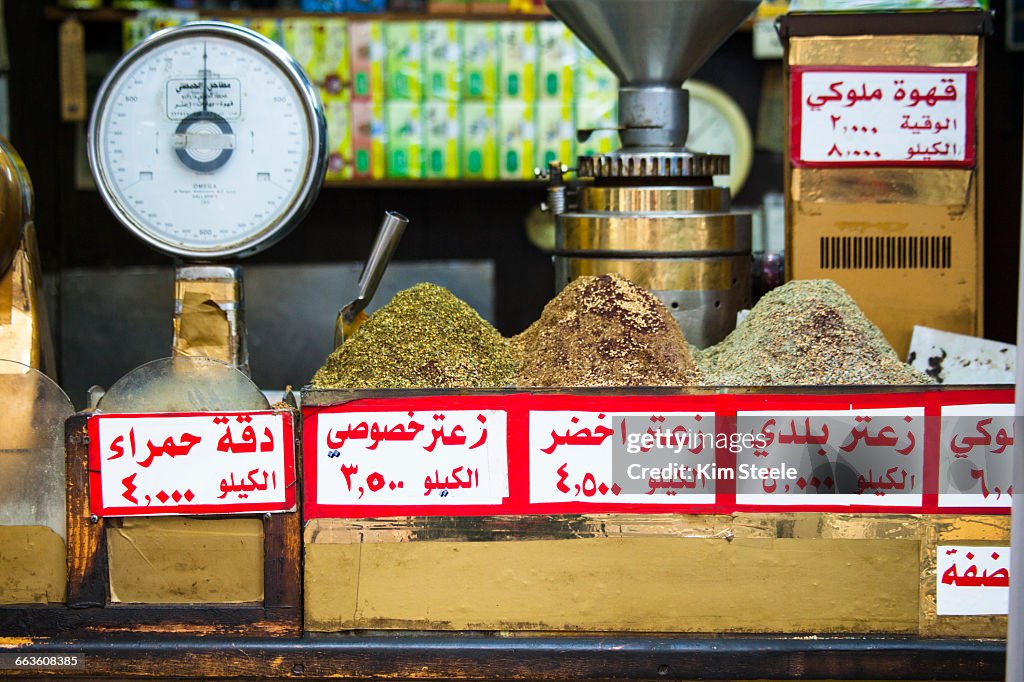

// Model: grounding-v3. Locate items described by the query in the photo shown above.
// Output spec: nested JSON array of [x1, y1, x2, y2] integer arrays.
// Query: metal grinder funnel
[[547, 0, 758, 151]]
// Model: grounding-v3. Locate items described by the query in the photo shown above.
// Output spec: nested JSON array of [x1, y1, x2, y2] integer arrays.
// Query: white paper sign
[[735, 408, 925, 508], [315, 410, 509, 506], [529, 411, 717, 505], [939, 403, 1014, 509], [90, 411, 294, 516], [937, 545, 1010, 616], [794, 68, 973, 166]]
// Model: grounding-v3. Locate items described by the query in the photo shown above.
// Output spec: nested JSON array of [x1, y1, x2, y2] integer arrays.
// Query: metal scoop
[[334, 210, 409, 348]]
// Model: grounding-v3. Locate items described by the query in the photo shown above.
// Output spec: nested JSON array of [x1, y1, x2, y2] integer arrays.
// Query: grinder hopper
[[545, 0, 759, 350], [547, 0, 758, 152]]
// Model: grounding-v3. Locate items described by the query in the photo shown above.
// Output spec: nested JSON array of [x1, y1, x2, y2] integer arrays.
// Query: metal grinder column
[[546, 0, 759, 349]]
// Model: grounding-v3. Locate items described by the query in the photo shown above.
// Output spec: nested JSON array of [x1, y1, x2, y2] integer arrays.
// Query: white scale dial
[[685, 79, 754, 197], [89, 22, 326, 259]]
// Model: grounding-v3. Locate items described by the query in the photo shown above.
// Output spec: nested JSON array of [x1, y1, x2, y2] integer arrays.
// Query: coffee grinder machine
[[544, 0, 759, 348]]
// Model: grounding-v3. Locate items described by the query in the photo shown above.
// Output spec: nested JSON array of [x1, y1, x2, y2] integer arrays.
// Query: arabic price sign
[[792, 67, 975, 167], [311, 409, 510, 512], [735, 409, 925, 507], [529, 411, 718, 506], [937, 545, 1010, 616], [88, 411, 296, 517], [938, 404, 1014, 510], [302, 388, 1013, 518]]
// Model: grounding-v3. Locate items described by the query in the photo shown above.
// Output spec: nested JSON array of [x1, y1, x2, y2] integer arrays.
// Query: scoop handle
[[356, 210, 409, 311]]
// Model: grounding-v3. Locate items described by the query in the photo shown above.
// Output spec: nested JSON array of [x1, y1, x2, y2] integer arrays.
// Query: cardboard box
[[576, 40, 617, 99], [349, 21, 385, 100], [536, 101, 574, 170], [386, 101, 424, 179], [784, 31, 984, 356], [246, 18, 283, 45], [537, 21, 576, 102], [575, 92, 617, 158], [788, 168, 980, 356], [317, 19, 349, 95], [424, 20, 462, 101], [324, 92, 354, 180], [385, 22, 424, 102], [283, 18, 317, 81], [498, 22, 537, 100], [461, 101, 498, 179], [498, 100, 536, 179], [352, 99, 387, 179], [462, 22, 499, 101], [424, 101, 461, 179]]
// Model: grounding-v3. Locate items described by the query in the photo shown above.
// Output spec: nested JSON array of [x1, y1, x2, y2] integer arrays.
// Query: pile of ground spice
[[698, 279, 931, 385], [513, 274, 703, 387], [311, 283, 516, 389]]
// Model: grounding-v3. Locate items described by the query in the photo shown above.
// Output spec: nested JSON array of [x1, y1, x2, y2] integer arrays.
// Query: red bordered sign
[[303, 389, 1012, 519], [88, 410, 297, 517], [791, 66, 977, 168]]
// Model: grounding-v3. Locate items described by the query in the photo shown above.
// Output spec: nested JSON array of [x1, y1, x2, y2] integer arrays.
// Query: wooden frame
[[0, 635, 1006, 679], [0, 412, 301, 637]]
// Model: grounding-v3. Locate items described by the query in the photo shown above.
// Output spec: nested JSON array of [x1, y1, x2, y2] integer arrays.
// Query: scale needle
[[202, 41, 208, 112]]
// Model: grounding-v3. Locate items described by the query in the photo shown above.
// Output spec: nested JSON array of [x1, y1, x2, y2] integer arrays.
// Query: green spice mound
[[514, 274, 703, 387], [311, 283, 516, 389], [698, 279, 931, 386]]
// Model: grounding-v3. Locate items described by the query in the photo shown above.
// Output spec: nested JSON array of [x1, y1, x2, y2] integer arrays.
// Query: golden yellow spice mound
[[514, 274, 703, 387], [311, 283, 516, 389]]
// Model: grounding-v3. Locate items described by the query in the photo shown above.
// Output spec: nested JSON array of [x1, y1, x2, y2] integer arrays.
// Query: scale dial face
[[685, 79, 754, 197], [89, 22, 327, 259]]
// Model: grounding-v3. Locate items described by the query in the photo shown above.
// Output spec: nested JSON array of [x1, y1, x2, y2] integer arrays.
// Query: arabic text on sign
[[796, 70, 971, 165]]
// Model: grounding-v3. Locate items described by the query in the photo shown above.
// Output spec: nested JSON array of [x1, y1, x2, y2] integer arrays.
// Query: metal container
[[544, 0, 758, 348]]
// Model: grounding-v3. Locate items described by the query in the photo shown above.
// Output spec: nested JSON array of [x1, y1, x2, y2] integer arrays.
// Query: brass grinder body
[[544, 0, 759, 349], [554, 180, 752, 349]]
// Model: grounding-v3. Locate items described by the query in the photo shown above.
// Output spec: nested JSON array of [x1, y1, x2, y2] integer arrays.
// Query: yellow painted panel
[[0, 526, 66, 604], [107, 517, 263, 604], [306, 537, 919, 633], [789, 35, 979, 67]]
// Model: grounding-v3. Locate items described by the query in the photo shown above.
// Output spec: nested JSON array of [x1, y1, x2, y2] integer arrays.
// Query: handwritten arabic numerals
[[556, 463, 571, 493], [340, 464, 358, 491], [366, 472, 386, 493]]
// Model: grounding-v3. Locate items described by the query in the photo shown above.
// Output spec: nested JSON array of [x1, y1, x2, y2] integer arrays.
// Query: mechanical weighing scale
[[87, 20, 328, 400], [80, 21, 329, 609]]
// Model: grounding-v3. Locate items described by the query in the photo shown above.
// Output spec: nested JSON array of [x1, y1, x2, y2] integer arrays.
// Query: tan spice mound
[[514, 274, 703, 387], [311, 283, 516, 389], [698, 279, 932, 386]]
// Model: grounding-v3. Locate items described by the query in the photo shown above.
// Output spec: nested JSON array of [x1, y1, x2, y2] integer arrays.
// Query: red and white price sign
[[529, 411, 718, 506], [938, 403, 1014, 510], [792, 67, 976, 167], [735, 408, 925, 509], [88, 411, 296, 517], [313, 409, 510, 508], [937, 545, 1010, 616]]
